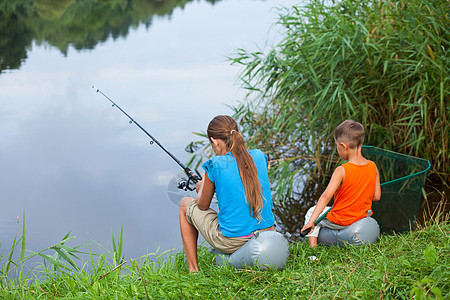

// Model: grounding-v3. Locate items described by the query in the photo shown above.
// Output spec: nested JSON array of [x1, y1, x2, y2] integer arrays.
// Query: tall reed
[[225, 0, 448, 200]]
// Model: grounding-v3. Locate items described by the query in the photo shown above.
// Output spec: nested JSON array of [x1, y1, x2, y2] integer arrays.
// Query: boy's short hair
[[333, 120, 365, 149]]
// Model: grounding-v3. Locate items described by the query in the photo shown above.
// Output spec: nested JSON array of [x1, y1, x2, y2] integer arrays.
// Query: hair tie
[[230, 129, 237, 135]]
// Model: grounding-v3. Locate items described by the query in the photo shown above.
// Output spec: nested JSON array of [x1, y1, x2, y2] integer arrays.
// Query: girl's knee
[[179, 197, 194, 213]]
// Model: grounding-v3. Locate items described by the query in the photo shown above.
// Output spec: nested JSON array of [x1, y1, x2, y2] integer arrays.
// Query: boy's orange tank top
[[327, 161, 377, 226]]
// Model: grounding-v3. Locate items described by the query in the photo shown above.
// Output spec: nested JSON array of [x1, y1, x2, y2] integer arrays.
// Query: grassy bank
[[1, 213, 448, 299]]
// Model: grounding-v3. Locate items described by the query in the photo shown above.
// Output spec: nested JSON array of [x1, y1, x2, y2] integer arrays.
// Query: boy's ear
[[340, 141, 349, 150]]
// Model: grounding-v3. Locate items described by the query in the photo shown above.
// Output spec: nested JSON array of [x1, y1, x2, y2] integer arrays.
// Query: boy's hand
[[300, 222, 314, 237]]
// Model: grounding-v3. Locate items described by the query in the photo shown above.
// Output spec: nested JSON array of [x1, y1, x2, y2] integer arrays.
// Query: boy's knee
[[304, 205, 317, 223]]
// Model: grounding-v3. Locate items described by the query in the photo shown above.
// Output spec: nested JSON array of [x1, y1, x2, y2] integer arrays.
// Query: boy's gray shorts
[[304, 205, 347, 237]]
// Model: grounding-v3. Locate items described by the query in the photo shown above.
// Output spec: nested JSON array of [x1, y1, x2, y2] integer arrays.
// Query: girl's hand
[[195, 175, 205, 193]]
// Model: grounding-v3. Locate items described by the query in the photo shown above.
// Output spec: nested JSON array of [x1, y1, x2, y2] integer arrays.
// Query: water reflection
[[0, 0, 301, 264], [0, 0, 221, 72], [274, 177, 327, 240]]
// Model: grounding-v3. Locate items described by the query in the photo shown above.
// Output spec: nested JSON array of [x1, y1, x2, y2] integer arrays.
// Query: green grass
[[1, 212, 448, 299]]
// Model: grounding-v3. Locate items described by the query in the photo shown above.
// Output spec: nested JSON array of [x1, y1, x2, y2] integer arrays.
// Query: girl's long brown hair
[[207, 115, 263, 220]]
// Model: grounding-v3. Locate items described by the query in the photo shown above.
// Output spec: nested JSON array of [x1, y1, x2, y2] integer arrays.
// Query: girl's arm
[[300, 166, 345, 232], [196, 172, 215, 210]]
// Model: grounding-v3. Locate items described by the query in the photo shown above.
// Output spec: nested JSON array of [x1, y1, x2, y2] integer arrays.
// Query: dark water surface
[[0, 0, 301, 263]]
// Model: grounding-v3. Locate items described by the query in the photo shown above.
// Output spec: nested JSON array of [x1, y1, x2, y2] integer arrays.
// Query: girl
[[179, 115, 275, 272]]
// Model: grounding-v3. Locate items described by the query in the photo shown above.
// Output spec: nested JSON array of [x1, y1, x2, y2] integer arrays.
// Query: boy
[[301, 120, 381, 247]]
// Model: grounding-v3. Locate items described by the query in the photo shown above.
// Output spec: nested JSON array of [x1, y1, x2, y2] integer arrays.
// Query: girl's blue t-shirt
[[202, 149, 275, 237]]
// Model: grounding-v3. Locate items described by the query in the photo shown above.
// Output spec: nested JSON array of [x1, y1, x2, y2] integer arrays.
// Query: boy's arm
[[373, 166, 381, 201], [300, 166, 345, 232]]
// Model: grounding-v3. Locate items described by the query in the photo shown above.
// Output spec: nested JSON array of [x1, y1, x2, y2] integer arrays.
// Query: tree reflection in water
[[274, 177, 328, 241], [0, 0, 222, 73]]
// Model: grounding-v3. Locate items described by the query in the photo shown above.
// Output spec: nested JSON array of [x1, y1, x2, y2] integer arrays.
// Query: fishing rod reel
[[177, 175, 196, 191], [167, 172, 197, 206], [179, 168, 202, 191], [167, 171, 218, 208]]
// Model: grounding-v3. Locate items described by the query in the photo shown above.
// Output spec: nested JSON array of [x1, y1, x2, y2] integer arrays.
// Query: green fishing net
[[362, 146, 431, 233]]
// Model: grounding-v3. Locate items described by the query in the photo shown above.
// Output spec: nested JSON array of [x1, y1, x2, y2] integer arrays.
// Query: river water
[[0, 0, 302, 265]]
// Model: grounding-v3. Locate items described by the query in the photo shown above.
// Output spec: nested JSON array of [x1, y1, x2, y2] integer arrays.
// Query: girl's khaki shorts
[[185, 199, 251, 254]]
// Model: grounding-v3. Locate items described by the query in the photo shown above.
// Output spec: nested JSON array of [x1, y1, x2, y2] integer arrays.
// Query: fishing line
[[92, 85, 201, 191]]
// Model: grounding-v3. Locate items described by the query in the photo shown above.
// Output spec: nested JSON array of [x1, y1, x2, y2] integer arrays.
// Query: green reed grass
[[0, 213, 86, 291], [223, 0, 449, 199]]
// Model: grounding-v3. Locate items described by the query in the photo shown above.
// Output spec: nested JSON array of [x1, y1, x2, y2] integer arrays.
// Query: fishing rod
[[92, 86, 201, 191]]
